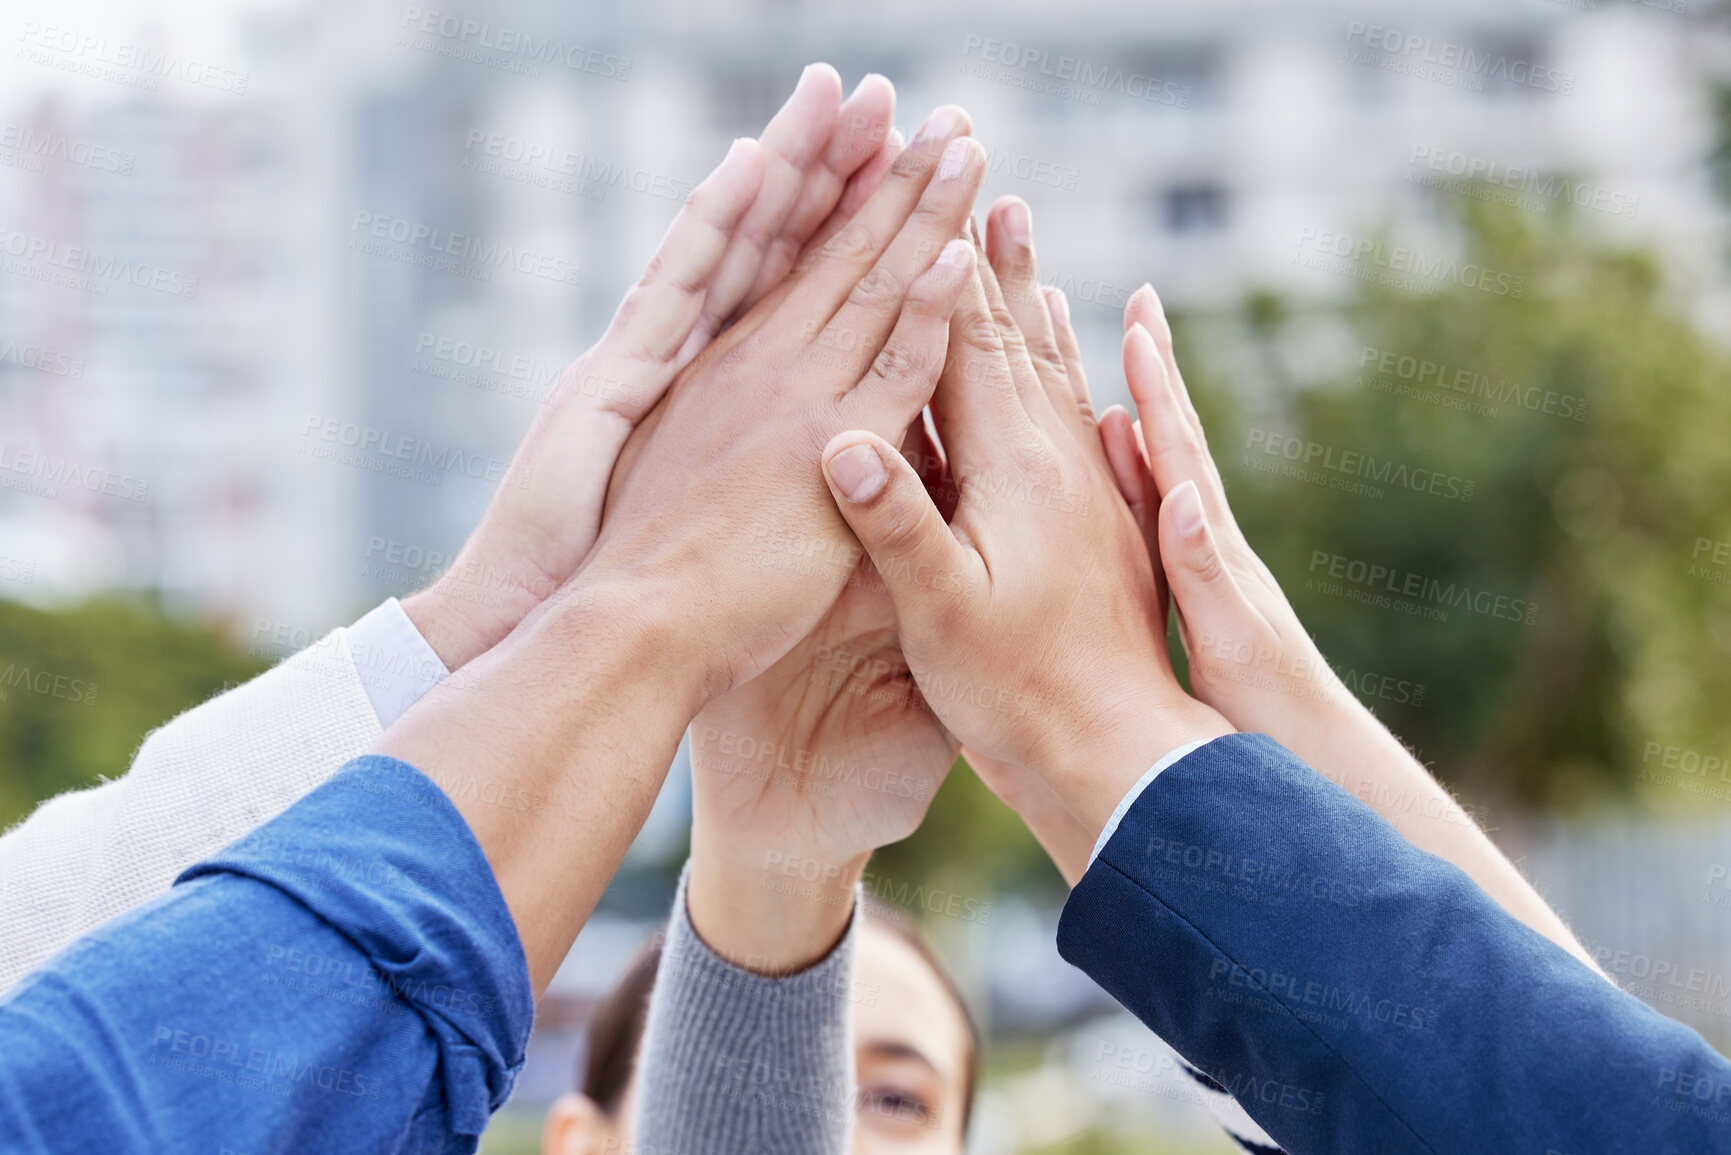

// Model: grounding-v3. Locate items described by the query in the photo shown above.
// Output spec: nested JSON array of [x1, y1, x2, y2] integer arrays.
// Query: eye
[[858, 1086, 933, 1126]]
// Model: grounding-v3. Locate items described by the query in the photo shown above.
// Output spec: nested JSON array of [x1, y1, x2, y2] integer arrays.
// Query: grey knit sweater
[[634, 865, 862, 1155]]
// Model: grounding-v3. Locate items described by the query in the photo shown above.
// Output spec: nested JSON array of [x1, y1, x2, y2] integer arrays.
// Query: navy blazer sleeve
[[1057, 733, 1731, 1155]]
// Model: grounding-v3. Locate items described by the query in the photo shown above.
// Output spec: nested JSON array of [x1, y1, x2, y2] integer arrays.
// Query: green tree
[[0, 598, 268, 830]]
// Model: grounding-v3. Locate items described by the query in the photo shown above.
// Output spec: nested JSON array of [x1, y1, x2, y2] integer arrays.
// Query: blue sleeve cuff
[[347, 599, 450, 730], [1087, 738, 1217, 870], [178, 755, 533, 1139]]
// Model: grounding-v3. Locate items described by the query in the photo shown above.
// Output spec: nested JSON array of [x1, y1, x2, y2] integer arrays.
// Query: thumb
[[822, 431, 978, 614]]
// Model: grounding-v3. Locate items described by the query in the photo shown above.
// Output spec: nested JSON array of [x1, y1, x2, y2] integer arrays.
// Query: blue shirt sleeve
[[0, 755, 533, 1155], [1058, 732, 1731, 1154]]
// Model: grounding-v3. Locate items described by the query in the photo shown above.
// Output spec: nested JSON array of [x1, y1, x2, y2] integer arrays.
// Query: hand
[[686, 427, 960, 973], [586, 106, 987, 701], [403, 65, 899, 670], [816, 204, 1233, 839], [1100, 284, 1600, 972]]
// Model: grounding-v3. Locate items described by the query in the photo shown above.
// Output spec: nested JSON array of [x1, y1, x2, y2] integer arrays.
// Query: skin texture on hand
[[817, 210, 1234, 842], [1099, 282, 1602, 974], [590, 107, 987, 700], [378, 93, 987, 996], [685, 426, 960, 972], [402, 65, 899, 671]]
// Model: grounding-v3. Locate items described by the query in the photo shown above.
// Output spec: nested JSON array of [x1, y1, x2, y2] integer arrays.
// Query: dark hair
[[579, 933, 662, 1116], [576, 911, 980, 1134]]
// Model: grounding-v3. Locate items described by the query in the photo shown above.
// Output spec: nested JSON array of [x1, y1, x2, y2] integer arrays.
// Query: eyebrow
[[858, 1039, 941, 1076]]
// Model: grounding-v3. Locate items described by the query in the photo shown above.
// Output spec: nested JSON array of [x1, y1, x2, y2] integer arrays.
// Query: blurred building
[[0, 0, 1723, 637]]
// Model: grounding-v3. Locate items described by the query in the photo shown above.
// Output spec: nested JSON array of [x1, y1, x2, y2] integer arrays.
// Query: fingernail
[[725, 137, 752, 161], [887, 127, 905, 150], [938, 137, 975, 181], [1170, 481, 1204, 537], [1044, 286, 1070, 325], [828, 443, 888, 503], [1002, 200, 1031, 246], [938, 238, 973, 268], [1128, 322, 1157, 353], [916, 105, 966, 144]]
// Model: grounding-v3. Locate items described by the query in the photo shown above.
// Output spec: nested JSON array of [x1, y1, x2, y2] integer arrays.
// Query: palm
[[692, 553, 957, 863]]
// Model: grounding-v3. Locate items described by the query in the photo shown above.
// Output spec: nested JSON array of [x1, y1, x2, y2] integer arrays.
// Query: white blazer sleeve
[[0, 627, 382, 995]]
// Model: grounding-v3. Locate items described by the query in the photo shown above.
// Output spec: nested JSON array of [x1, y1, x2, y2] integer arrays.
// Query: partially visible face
[[542, 921, 971, 1155], [851, 920, 972, 1153]]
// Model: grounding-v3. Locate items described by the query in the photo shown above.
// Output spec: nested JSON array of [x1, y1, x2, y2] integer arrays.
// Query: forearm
[[1303, 696, 1598, 972], [377, 581, 707, 993], [636, 865, 860, 1155], [0, 630, 381, 996], [0, 757, 531, 1155], [1060, 734, 1731, 1154]]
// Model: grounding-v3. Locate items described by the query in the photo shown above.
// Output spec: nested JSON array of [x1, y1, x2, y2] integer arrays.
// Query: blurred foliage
[[1194, 197, 1731, 812], [0, 597, 268, 831]]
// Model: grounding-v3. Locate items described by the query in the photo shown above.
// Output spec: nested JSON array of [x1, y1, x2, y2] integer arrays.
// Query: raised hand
[[586, 105, 987, 699], [815, 209, 1233, 840], [404, 65, 899, 670], [684, 423, 961, 972], [1099, 283, 1599, 970]]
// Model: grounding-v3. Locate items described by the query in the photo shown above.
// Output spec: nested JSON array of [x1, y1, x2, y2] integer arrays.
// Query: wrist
[[686, 829, 867, 975], [1043, 692, 1234, 839]]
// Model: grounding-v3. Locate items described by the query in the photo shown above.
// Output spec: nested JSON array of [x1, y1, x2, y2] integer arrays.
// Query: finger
[[1124, 322, 1234, 531], [739, 73, 896, 310], [1126, 282, 1206, 442], [820, 134, 985, 365], [927, 253, 1035, 469], [840, 237, 975, 426], [794, 104, 973, 325], [985, 197, 1071, 410], [1045, 287, 1092, 419], [1158, 480, 1249, 652], [968, 217, 1063, 428], [822, 431, 984, 628], [689, 63, 845, 344], [746, 129, 906, 322], [591, 137, 767, 408], [903, 412, 957, 522], [1100, 404, 1168, 632]]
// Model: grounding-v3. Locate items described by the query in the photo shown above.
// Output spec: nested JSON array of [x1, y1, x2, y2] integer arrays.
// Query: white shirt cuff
[[346, 598, 450, 730], [1087, 738, 1217, 870]]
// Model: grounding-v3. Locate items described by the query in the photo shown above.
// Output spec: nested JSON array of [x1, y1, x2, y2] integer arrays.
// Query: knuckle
[[869, 341, 937, 387], [958, 311, 1004, 355], [822, 221, 880, 265], [846, 265, 905, 311]]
